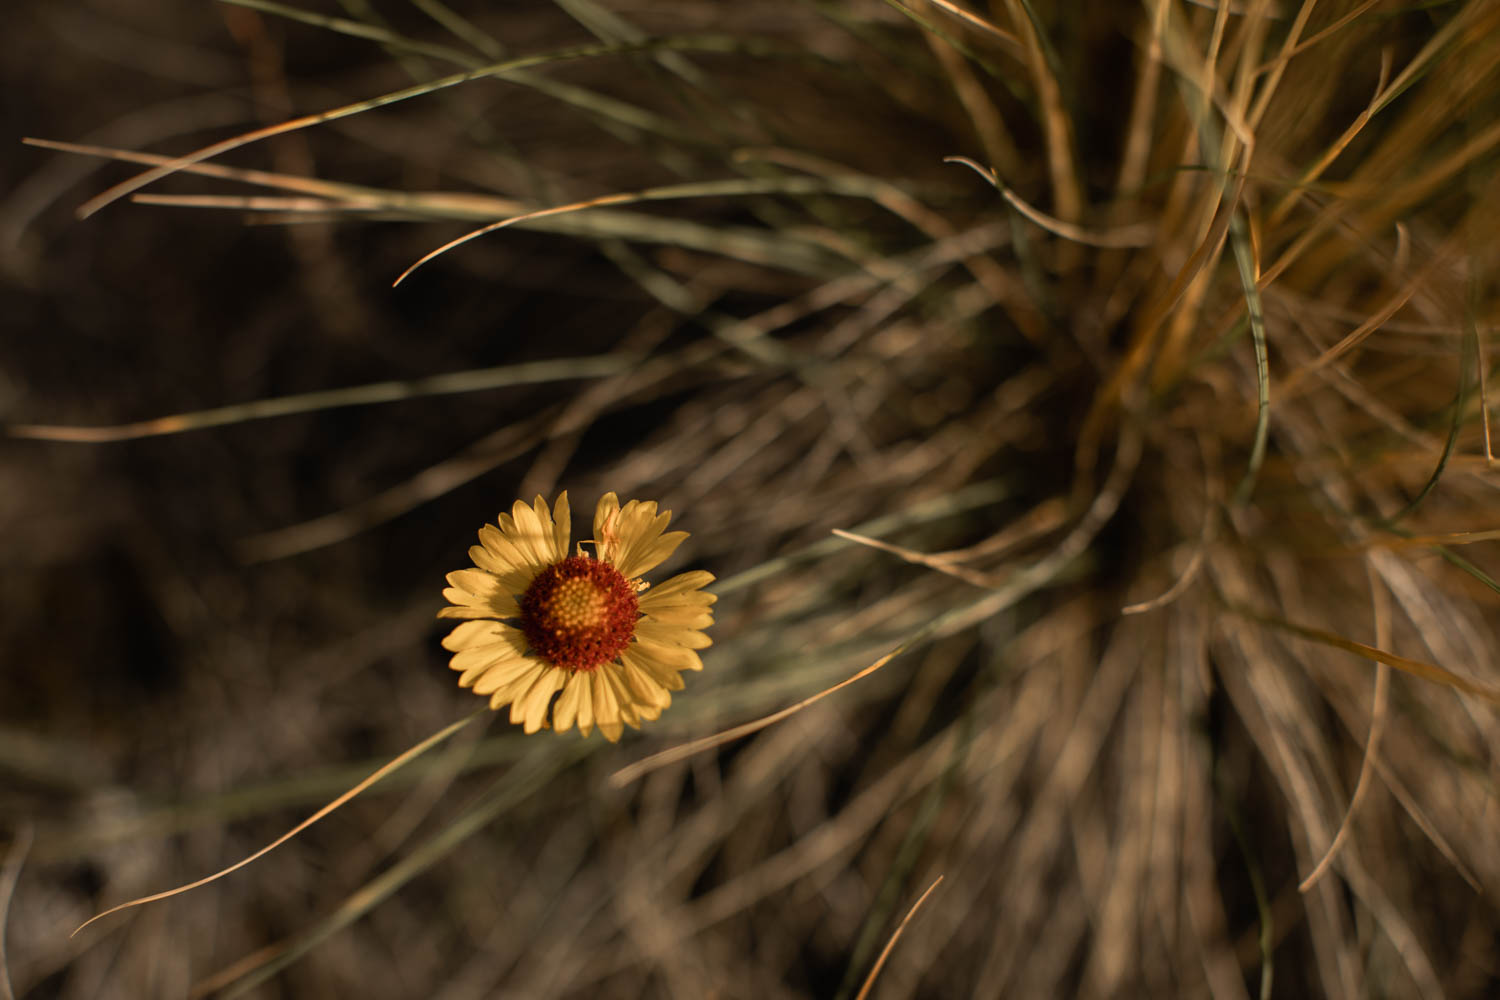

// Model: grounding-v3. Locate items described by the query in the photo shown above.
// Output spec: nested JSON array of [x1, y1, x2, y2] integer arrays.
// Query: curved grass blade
[[74, 34, 789, 220], [201, 741, 588, 998], [72, 710, 484, 937], [10, 354, 635, 442]]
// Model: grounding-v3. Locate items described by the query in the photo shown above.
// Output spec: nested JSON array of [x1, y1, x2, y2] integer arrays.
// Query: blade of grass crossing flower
[[71, 709, 486, 937]]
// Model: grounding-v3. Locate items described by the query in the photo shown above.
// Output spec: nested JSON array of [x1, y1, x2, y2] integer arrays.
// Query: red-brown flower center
[[520, 556, 639, 671]]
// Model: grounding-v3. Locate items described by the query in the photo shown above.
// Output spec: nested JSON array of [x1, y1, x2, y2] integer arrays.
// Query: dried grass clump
[[6, 1, 1500, 997]]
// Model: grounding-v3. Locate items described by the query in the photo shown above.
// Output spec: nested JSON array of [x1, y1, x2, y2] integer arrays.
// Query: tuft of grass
[[5, 1, 1500, 997]]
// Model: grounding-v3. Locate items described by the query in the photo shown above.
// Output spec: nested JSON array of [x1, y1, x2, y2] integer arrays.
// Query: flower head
[[439, 492, 715, 741]]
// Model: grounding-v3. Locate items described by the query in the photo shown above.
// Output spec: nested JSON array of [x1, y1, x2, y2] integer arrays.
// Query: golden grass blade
[[130, 193, 338, 212], [1299, 563, 1391, 894], [392, 175, 888, 286], [26, 140, 842, 274], [21, 137, 399, 203], [1004, 0, 1082, 223], [9, 355, 634, 442], [610, 648, 905, 789], [71, 710, 484, 937], [1370, 528, 1500, 551], [1240, 609, 1500, 707], [715, 479, 1014, 596], [198, 742, 587, 998], [614, 546, 1071, 790], [852, 875, 943, 1000], [73, 34, 764, 220], [923, 0, 1019, 48], [830, 528, 994, 587]]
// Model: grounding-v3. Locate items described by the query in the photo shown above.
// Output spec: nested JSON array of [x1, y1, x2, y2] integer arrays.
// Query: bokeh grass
[[4, 0, 1500, 997]]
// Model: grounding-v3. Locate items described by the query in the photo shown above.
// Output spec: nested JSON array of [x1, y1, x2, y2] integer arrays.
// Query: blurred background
[[3, 1, 1500, 997]]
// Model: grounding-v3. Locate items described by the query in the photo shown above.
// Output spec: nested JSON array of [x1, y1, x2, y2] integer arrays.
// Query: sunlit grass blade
[[72, 710, 485, 938], [198, 741, 588, 998], [74, 34, 784, 220], [1238, 608, 1500, 706], [852, 876, 943, 1000]]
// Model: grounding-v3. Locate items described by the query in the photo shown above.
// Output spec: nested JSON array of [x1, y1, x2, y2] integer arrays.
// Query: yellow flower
[[438, 492, 715, 741]]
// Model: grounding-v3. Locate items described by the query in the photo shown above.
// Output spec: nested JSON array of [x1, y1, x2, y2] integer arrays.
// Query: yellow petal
[[450, 638, 528, 676], [643, 607, 714, 629], [593, 493, 622, 564], [619, 657, 673, 708], [639, 570, 717, 606], [600, 665, 644, 729], [551, 491, 571, 560], [634, 619, 712, 649], [438, 604, 502, 620], [473, 656, 544, 696], [479, 523, 547, 582], [467, 543, 534, 594], [442, 619, 508, 652], [512, 667, 566, 734], [574, 672, 596, 738], [510, 497, 554, 569], [553, 671, 588, 733], [622, 646, 686, 691], [592, 669, 624, 742], [442, 569, 520, 619], [629, 638, 703, 677], [611, 501, 684, 579]]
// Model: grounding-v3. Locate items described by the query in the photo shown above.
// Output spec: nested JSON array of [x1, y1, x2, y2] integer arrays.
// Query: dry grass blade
[[1239, 609, 1500, 707], [394, 175, 882, 286], [944, 156, 1154, 248], [73, 34, 767, 220], [610, 648, 904, 789], [853, 875, 943, 1000], [9, 356, 633, 442], [71, 711, 483, 937], [1299, 561, 1391, 894]]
